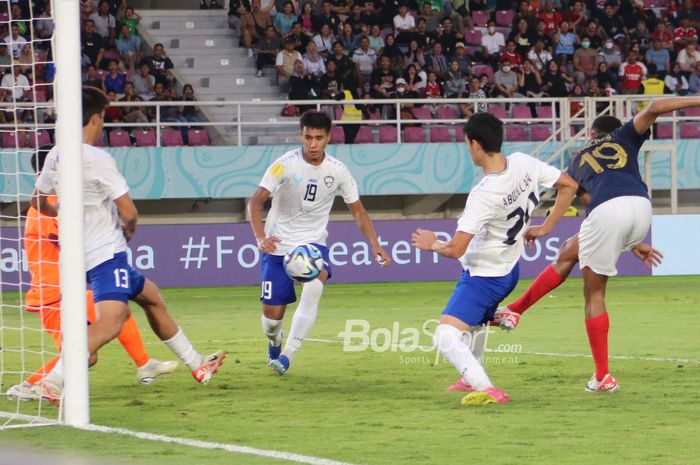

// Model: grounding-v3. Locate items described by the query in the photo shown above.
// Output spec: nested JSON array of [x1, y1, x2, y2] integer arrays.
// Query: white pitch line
[[147, 337, 700, 365], [76, 423, 364, 465]]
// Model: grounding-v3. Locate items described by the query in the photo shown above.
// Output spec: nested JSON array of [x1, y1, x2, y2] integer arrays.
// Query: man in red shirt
[[618, 51, 647, 94], [652, 22, 674, 52], [673, 18, 698, 53], [500, 40, 524, 67], [538, 0, 562, 35]]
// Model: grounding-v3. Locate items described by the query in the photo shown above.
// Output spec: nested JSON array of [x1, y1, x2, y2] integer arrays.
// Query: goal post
[[54, 0, 89, 426]]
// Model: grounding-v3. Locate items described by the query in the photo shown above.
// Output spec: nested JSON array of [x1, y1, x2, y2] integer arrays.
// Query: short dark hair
[[31, 145, 53, 174], [464, 113, 503, 153], [82, 86, 109, 127], [647, 63, 657, 75], [591, 115, 622, 136], [299, 110, 332, 133]]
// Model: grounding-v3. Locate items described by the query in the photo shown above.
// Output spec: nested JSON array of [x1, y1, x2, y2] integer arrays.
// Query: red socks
[[585, 313, 610, 381], [508, 265, 565, 315]]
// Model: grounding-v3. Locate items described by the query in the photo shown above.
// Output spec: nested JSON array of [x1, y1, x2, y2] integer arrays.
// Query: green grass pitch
[[1, 275, 699, 465]]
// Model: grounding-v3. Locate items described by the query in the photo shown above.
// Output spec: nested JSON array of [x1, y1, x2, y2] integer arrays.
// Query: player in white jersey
[[412, 113, 578, 405], [248, 111, 391, 375], [30, 88, 225, 403]]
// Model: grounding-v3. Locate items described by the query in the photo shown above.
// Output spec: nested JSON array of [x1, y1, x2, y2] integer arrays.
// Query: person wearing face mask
[[493, 59, 523, 98], [598, 39, 623, 70], [481, 20, 506, 68], [573, 35, 598, 84]]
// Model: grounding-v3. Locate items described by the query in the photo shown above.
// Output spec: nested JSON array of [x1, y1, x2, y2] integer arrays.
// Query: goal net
[[0, 0, 88, 428]]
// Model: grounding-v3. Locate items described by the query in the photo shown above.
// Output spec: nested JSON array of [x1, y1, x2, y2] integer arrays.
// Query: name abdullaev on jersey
[[502, 173, 533, 208]]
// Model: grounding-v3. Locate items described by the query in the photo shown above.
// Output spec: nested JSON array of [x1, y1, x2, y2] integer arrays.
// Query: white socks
[[163, 327, 202, 371], [467, 325, 488, 363], [433, 323, 493, 392], [282, 279, 324, 362], [262, 315, 283, 347], [43, 357, 64, 386]]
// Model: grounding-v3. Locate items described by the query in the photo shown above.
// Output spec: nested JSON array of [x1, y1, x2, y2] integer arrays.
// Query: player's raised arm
[[347, 200, 391, 267], [247, 186, 280, 254], [633, 96, 700, 135], [411, 229, 473, 259], [524, 173, 578, 243]]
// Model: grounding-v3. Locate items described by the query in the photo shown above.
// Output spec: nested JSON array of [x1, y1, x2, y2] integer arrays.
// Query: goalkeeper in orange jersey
[[6, 147, 177, 402]]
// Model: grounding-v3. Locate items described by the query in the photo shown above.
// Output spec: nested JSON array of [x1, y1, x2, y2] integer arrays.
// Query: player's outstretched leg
[[133, 279, 226, 384], [495, 235, 579, 330], [447, 324, 491, 392], [435, 318, 508, 405], [271, 277, 325, 375], [116, 316, 179, 385], [581, 267, 618, 393]]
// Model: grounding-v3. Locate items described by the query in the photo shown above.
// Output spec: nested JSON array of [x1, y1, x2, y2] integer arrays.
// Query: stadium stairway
[[139, 9, 300, 145]]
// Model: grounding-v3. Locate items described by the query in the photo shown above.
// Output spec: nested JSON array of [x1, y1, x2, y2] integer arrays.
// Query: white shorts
[[579, 196, 652, 276]]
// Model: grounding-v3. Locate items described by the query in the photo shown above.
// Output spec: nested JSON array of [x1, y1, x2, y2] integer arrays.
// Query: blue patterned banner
[[2, 141, 698, 200]]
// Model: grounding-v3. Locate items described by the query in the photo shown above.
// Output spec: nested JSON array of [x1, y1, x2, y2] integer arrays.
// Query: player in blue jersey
[[412, 113, 578, 405], [539, 96, 700, 393]]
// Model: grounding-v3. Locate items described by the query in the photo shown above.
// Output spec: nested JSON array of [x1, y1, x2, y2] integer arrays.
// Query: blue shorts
[[260, 243, 332, 306], [86, 252, 145, 303], [442, 264, 520, 327]]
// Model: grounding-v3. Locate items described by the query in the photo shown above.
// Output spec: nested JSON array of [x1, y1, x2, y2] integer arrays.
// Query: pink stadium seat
[[94, 131, 108, 147], [463, 29, 482, 46], [330, 126, 345, 144], [511, 105, 532, 119], [109, 130, 131, 147], [378, 126, 397, 143], [20, 130, 51, 148], [679, 123, 699, 138], [537, 105, 553, 119], [496, 10, 514, 26], [430, 126, 452, 142], [187, 129, 210, 146], [436, 106, 458, 120], [34, 90, 47, 102], [403, 126, 425, 143], [354, 126, 374, 144], [505, 125, 528, 141], [490, 104, 507, 119], [1, 131, 17, 148], [162, 129, 184, 146], [471, 65, 493, 83], [471, 10, 490, 27], [530, 125, 552, 141], [135, 129, 157, 147], [463, 46, 478, 56], [683, 107, 700, 117], [366, 108, 381, 120], [455, 125, 465, 142], [411, 107, 432, 120], [0, 12, 9, 23], [655, 123, 673, 139]]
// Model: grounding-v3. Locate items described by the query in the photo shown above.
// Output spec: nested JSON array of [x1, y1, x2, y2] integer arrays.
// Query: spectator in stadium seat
[[352, 36, 377, 93], [34, 1, 55, 43], [0, 45, 10, 76], [319, 59, 342, 99], [596, 61, 618, 90], [645, 38, 671, 77], [298, 2, 315, 37], [228, 0, 252, 34], [518, 59, 543, 98], [554, 20, 577, 66], [404, 39, 426, 71], [569, 82, 585, 116], [651, 21, 674, 54], [0, 63, 31, 101], [436, 17, 460, 58], [542, 59, 573, 98], [493, 59, 524, 98], [501, 40, 523, 68], [314, 1, 342, 34], [80, 0, 98, 22], [677, 42, 700, 73], [274, 1, 298, 37], [412, 18, 434, 50], [150, 81, 180, 122], [424, 70, 442, 100], [84, 63, 106, 92], [538, 1, 562, 36], [380, 34, 405, 72], [599, 3, 627, 43], [453, 42, 470, 75], [512, 0, 536, 32], [90, 0, 116, 45], [393, 3, 416, 44], [103, 90, 125, 127], [176, 84, 201, 143], [448, 0, 471, 33], [527, 40, 553, 72], [81, 19, 106, 68], [276, 36, 303, 92], [461, 76, 487, 117], [10, 3, 29, 38], [119, 7, 142, 38], [583, 19, 604, 50], [370, 54, 398, 100], [663, 63, 689, 96], [509, 19, 533, 57], [288, 21, 310, 54], [673, 18, 698, 53], [531, 19, 554, 52], [339, 22, 360, 54], [313, 23, 336, 58], [689, 62, 700, 94], [598, 38, 623, 70], [120, 81, 149, 123], [4, 24, 27, 59], [241, 0, 273, 58], [403, 63, 426, 93], [328, 0, 352, 16], [618, 50, 647, 94], [288, 59, 319, 111], [345, 4, 365, 35], [573, 35, 598, 84], [629, 19, 652, 55], [17, 44, 34, 78], [367, 24, 385, 53], [586, 76, 605, 97], [444, 59, 467, 98], [676, 0, 700, 29], [561, 0, 587, 34], [142, 43, 174, 88], [303, 41, 327, 77], [425, 42, 449, 79], [329, 41, 358, 88], [133, 62, 156, 100], [103, 59, 126, 95], [256, 25, 281, 77], [115, 23, 141, 71]]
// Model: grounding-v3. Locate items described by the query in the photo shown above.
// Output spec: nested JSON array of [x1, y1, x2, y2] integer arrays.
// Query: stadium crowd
[[228, 0, 700, 118]]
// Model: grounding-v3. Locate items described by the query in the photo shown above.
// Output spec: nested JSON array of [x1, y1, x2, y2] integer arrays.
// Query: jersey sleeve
[[34, 152, 57, 194], [456, 189, 495, 235], [338, 166, 360, 204], [259, 158, 287, 194], [95, 154, 130, 200], [533, 157, 562, 189]]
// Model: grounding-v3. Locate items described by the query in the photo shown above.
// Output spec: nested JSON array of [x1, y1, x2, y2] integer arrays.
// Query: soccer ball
[[283, 244, 324, 282]]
